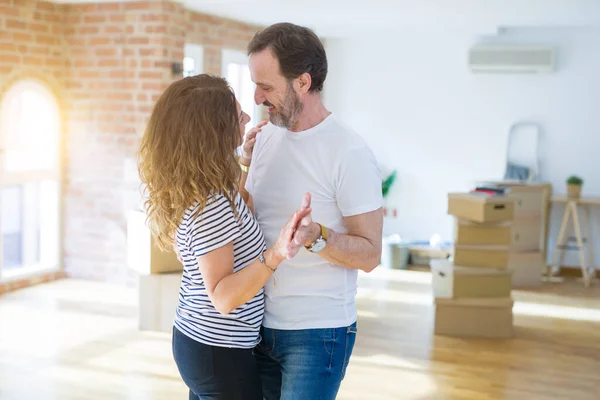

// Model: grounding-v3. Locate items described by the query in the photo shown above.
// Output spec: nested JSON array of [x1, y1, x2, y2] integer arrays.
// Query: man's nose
[[254, 88, 265, 105]]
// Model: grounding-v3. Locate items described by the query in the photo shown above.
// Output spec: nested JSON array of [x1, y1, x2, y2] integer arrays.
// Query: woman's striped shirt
[[174, 192, 266, 349]]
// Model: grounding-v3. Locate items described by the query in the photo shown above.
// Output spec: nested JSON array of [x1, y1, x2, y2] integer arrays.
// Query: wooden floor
[[1, 270, 599, 400]]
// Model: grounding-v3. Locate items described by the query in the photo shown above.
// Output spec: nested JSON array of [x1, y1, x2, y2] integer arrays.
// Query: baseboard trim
[[0, 271, 66, 296], [555, 266, 600, 279], [406, 264, 599, 279]]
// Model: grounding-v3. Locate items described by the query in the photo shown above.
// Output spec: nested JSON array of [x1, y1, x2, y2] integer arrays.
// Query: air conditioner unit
[[468, 45, 555, 73]]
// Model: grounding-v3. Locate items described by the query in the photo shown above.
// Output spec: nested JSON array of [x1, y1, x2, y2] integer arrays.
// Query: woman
[[138, 74, 310, 399]]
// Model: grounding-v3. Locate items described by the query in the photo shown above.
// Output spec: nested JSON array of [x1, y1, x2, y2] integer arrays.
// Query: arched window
[[0, 80, 61, 281]]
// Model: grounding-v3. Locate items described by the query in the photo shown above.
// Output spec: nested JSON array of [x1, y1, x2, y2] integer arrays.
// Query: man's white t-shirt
[[246, 114, 383, 330]]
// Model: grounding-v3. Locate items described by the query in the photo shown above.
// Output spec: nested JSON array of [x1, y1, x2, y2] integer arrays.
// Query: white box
[[138, 273, 182, 333], [127, 210, 183, 275]]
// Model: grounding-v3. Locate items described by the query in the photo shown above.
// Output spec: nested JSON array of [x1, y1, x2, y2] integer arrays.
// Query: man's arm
[[318, 209, 383, 272], [291, 194, 383, 273]]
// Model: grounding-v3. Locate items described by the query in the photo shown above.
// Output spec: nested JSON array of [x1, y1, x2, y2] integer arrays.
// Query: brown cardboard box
[[127, 210, 183, 275], [454, 219, 511, 246], [434, 297, 513, 338], [511, 251, 544, 288], [452, 247, 544, 287], [478, 182, 549, 218], [454, 218, 542, 251], [431, 259, 512, 299], [512, 190, 545, 217], [453, 245, 510, 269], [448, 193, 514, 223], [475, 181, 552, 257]]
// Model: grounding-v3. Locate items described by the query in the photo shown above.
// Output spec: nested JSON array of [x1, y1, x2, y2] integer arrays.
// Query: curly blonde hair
[[138, 74, 241, 250]]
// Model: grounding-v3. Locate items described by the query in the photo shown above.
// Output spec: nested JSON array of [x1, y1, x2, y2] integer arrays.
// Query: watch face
[[310, 238, 326, 253]]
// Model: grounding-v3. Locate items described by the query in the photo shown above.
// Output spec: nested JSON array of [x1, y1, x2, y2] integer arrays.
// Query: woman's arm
[[197, 198, 311, 315], [238, 164, 251, 211], [197, 243, 278, 315], [238, 121, 266, 213], [239, 164, 253, 214]]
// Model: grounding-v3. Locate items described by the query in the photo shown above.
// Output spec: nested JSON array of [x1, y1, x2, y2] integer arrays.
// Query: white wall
[[324, 27, 600, 267]]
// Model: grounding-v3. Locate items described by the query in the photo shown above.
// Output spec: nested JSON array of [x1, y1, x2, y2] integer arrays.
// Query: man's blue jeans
[[253, 321, 357, 400]]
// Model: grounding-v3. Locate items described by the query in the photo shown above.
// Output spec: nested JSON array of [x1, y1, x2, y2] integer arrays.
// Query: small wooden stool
[[550, 197, 597, 287]]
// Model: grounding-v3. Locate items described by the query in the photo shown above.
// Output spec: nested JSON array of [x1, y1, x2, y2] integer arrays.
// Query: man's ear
[[296, 73, 312, 94]]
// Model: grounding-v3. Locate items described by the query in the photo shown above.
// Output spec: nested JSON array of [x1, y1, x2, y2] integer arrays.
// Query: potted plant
[[566, 175, 583, 199], [382, 170, 397, 198]]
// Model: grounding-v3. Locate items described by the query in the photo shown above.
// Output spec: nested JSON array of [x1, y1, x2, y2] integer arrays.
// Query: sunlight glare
[[0, 81, 60, 173], [514, 301, 600, 322]]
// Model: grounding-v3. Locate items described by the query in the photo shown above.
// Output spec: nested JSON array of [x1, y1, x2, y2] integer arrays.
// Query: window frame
[[0, 80, 62, 283], [221, 49, 261, 126]]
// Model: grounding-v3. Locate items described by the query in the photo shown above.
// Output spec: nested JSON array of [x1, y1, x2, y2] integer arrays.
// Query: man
[[241, 22, 383, 400]]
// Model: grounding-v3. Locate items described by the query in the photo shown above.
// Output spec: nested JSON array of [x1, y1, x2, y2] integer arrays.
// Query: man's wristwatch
[[305, 223, 328, 253]]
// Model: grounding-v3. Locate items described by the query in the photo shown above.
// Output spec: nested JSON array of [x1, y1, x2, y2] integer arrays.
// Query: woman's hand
[[267, 193, 312, 266], [292, 193, 321, 248], [240, 121, 268, 166]]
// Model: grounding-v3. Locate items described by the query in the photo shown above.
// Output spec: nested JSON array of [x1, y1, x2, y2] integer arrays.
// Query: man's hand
[[240, 121, 268, 165], [290, 192, 383, 272], [291, 193, 321, 250]]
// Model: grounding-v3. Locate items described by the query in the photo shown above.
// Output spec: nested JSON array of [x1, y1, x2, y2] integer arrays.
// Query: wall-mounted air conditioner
[[468, 45, 556, 73]]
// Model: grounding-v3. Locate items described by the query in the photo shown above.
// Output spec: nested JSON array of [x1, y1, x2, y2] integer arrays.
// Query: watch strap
[[306, 223, 327, 250]]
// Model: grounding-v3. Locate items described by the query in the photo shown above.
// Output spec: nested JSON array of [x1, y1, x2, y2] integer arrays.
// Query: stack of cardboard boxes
[[474, 181, 551, 287], [432, 192, 517, 338]]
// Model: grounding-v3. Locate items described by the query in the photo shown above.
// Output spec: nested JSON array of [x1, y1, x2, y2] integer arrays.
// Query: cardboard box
[[511, 251, 544, 288], [139, 273, 181, 333], [127, 210, 183, 275], [477, 182, 549, 218], [512, 190, 544, 217], [448, 193, 514, 223], [454, 245, 510, 269], [431, 259, 512, 299], [454, 218, 542, 251], [434, 297, 514, 338], [452, 247, 544, 287], [475, 181, 552, 257]]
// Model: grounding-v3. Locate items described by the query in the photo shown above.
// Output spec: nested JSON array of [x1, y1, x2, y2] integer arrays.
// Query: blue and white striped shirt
[[174, 192, 266, 349]]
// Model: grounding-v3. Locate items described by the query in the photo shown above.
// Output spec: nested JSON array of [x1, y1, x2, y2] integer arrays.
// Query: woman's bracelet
[[259, 252, 276, 273], [259, 252, 278, 286]]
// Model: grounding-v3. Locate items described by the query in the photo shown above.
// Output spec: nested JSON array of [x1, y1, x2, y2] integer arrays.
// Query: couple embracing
[[139, 22, 383, 400]]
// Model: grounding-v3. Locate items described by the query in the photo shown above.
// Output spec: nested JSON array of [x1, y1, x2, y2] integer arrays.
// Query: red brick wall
[[185, 12, 259, 75], [0, 0, 67, 294], [0, 0, 263, 291], [0, 0, 66, 86], [61, 1, 181, 283]]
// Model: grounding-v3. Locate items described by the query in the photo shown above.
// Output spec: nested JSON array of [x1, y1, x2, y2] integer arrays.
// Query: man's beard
[[265, 83, 303, 129]]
